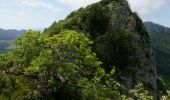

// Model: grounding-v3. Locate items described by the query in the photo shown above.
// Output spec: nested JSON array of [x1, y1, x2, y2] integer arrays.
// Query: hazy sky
[[0, 0, 170, 29]]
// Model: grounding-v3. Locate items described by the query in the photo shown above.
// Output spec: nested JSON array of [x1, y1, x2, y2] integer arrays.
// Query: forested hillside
[[0, 0, 169, 99]]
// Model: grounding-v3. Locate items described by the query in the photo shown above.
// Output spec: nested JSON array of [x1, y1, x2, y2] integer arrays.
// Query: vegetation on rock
[[0, 0, 169, 99]]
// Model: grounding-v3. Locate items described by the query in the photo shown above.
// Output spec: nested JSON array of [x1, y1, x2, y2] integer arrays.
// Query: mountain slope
[[0, 28, 26, 52], [144, 22, 170, 33], [144, 22, 170, 88], [0, 28, 25, 40], [45, 0, 157, 97]]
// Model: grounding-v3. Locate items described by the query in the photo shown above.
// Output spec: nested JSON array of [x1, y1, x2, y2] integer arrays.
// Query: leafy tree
[[0, 30, 156, 99], [12, 30, 103, 99], [0, 30, 121, 99]]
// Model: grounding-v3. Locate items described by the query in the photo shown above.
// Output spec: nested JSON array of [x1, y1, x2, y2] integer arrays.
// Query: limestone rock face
[[45, 0, 157, 98]]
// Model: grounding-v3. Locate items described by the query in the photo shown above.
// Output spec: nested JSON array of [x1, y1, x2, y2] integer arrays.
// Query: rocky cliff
[[44, 0, 157, 98]]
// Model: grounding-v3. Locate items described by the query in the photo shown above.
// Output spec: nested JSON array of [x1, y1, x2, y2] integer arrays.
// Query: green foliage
[[121, 83, 153, 100], [0, 53, 13, 70], [81, 68, 122, 100], [95, 29, 139, 72], [0, 74, 38, 100], [0, 30, 155, 99], [14, 30, 101, 75], [12, 30, 103, 98], [0, 30, 122, 99], [161, 90, 170, 100], [0, 0, 166, 99], [129, 83, 153, 100]]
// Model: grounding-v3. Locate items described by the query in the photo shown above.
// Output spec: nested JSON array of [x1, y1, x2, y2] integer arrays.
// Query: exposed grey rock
[[106, 1, 157, 99]]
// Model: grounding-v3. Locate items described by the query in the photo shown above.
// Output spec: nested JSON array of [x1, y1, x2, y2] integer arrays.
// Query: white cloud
[[58, 0, 100, 10], [16, 0, 60, 12], [128, 0, 167, 15], [58, 0, 167, 15]]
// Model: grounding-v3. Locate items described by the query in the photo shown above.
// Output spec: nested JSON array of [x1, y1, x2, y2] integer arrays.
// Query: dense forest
[[0, 0, 170, 99]]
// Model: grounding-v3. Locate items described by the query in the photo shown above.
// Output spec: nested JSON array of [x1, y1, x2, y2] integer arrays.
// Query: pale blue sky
[[141, 2, 170, 27], [0, 0, 169, 29]]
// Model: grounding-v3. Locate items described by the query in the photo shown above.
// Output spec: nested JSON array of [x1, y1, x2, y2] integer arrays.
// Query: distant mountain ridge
[[0, 28, 26, 52], [144, 21, 170, 33], [0, 28, 26, 40]]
